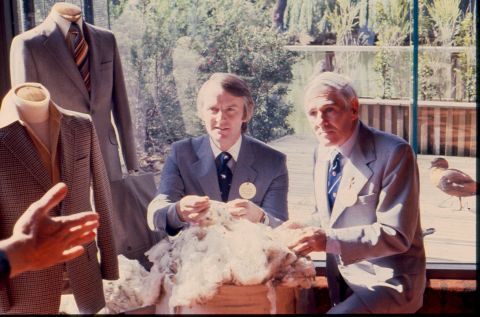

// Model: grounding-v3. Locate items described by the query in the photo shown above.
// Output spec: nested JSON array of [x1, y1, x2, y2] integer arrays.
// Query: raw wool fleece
[[59, 255, 149, 314], [142, 201, 316, 309]]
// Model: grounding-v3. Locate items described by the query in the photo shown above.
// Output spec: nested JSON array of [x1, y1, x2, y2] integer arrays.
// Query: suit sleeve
[[110, 34, 138, 171], [147, 145, 187, 236], [89, 122, 119, 280], [9, 36, 39, 85], [260, 153, 289, 227], [328, 143, 421, 265]]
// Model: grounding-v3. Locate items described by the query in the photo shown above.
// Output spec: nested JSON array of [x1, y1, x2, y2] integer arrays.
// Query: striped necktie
[[327, 151, 343, 210], [67, 22, 90, 92]]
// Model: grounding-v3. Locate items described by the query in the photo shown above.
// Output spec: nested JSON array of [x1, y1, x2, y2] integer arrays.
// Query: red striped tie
[[67, 22, 90, 92]]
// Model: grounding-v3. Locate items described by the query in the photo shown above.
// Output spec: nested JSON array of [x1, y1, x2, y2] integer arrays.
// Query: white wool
[[141, 201, 316, 309]]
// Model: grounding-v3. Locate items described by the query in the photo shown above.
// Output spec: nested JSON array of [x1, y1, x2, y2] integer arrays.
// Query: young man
[[147, 73, 288, 237], [282, 72, 426, 313]]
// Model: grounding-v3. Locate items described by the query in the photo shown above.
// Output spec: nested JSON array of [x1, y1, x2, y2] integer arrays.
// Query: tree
[[111, 0, 298, 155]]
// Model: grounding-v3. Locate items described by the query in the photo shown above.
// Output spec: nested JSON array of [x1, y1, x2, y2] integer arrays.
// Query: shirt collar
[[209, 135, 242, 162], [49, 10, 84, 38]]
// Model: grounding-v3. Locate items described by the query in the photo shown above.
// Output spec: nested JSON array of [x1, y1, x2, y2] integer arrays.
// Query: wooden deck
[[268, 134, 476, 264]]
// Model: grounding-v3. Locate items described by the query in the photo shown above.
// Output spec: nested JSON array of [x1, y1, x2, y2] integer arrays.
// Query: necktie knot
[[218, 152, 232, 167]]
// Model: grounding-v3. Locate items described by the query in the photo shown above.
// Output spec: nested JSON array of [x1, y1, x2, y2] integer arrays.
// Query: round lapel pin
[[239, 182, 256, 200]]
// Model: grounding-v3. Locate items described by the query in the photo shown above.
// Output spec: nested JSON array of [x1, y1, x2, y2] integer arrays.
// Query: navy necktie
[[327, 151, 343, 210], [217, 152, 233, 202]]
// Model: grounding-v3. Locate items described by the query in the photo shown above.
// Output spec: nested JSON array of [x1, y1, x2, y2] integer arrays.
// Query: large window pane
[[17, 0, 476, 265]]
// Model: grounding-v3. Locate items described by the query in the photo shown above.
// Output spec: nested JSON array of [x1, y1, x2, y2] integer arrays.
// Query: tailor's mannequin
[[13, 83, 51, 149], [52, 2, 82, 22]]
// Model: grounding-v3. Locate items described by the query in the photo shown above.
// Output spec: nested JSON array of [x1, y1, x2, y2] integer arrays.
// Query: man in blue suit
[[283, 72, 426, 313], [147, 73, 288, 237]]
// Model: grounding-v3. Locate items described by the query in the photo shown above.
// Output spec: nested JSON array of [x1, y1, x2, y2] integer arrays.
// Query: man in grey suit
[[147, 73, 288, 237], [282, 72, 426, 313], [9, 5, 138, 181]]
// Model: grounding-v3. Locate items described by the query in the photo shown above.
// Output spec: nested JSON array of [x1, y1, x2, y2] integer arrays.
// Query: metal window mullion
[[410, 0, 419, 155]]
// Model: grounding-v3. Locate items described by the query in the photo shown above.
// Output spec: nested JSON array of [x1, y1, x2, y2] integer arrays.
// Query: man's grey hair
[[304, 72, 358, 110]]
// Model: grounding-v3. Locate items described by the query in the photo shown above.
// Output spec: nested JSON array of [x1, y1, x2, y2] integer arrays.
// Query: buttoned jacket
[[9, 15, 137, 181]]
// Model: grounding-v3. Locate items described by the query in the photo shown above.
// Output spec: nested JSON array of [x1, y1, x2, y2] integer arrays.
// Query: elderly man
[[147, 73, 288, 237], [284, 72, 426, 313]]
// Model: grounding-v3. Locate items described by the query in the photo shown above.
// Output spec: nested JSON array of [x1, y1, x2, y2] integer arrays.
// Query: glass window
[[14, 0, 476, 266]]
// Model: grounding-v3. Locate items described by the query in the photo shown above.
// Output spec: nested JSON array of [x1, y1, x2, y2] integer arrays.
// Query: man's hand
[[0, 182, 99, 277], [285, 225, 327, 256], [176, 195, 210, 223], [226, 199, 265, 223]]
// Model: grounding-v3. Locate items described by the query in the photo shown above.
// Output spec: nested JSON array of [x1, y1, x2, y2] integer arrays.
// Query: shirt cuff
[[325, 228, 341, 254], [166, 203, 188, 230]]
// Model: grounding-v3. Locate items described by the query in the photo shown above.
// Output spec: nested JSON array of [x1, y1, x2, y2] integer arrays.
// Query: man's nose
[[314, 112, 325, 126]]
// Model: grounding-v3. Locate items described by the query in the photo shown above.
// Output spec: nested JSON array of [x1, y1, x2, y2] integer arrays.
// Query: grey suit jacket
[[147, 134, 289, 237], [9, 15, 137, 181], [313, 121, 426, 313], [0, 100, 119, 314]]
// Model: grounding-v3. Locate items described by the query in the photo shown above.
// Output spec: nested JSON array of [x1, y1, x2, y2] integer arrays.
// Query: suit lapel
[[330, 123, 375, 226], [42, 19, 90, 103], [1, 122, 52, 192], [314, 147, 331, 228], [59, 114, 76, 215], [192, 136, 222, 201], [229, 136, 258, 200]]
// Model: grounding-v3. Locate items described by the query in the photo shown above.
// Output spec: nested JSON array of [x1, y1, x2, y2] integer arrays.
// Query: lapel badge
[[348, 177, 355, 190], [239, 182, 256, 200]]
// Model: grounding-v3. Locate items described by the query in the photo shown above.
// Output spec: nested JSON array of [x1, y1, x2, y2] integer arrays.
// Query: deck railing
[[359, 98, 476, 157]]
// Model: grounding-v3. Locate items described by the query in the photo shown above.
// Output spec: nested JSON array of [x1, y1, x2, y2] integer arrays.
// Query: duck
[[429, 157, 477, 210]]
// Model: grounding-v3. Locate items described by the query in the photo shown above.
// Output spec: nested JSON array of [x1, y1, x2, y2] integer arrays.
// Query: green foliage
[[370, 0, 409, 46], [425, 0, 461, 46], [324, 0, 360, 45], [372, 48, 394, 99], [111, 0, 297, 153], [418, 53, 436, 100], [454, 12, 476, 101]]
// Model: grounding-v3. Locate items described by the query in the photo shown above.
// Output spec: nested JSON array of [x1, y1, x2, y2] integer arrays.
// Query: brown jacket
[[0, 99, 118, 314]]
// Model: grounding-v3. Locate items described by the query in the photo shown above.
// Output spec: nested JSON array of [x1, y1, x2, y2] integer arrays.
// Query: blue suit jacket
[[314, 121, 426, 313], [147, 134, 289, 237]]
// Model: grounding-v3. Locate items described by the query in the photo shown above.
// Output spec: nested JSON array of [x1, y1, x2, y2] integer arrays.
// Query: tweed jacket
[[314, 121, 426, 313], [9, 14, 137, 181], [147, 134, 289, 237], [0, 98, 119, 314]]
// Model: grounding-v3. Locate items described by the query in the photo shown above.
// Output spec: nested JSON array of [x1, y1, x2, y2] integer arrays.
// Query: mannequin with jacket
[[0, 82, 118, 314], [10, 2, 138, 181]]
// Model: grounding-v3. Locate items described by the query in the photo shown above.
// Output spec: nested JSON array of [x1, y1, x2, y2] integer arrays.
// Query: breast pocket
[[100, 60, 113, 71]]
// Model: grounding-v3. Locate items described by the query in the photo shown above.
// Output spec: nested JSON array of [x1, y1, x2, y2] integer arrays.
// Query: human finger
[[21, 183, 68, 228], [56, 212, 99, 229], [61, 245, 86, 261], [65, 230, 97, 248]]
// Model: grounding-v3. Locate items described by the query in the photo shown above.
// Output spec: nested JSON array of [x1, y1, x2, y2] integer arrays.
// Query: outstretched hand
[[1, 183, 99, 277]]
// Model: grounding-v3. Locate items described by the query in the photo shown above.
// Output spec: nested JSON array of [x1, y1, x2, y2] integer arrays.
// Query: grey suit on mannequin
[[0, 95, 118, 314], [147, 134, 289, 237], [9, 13, 137, 181]]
